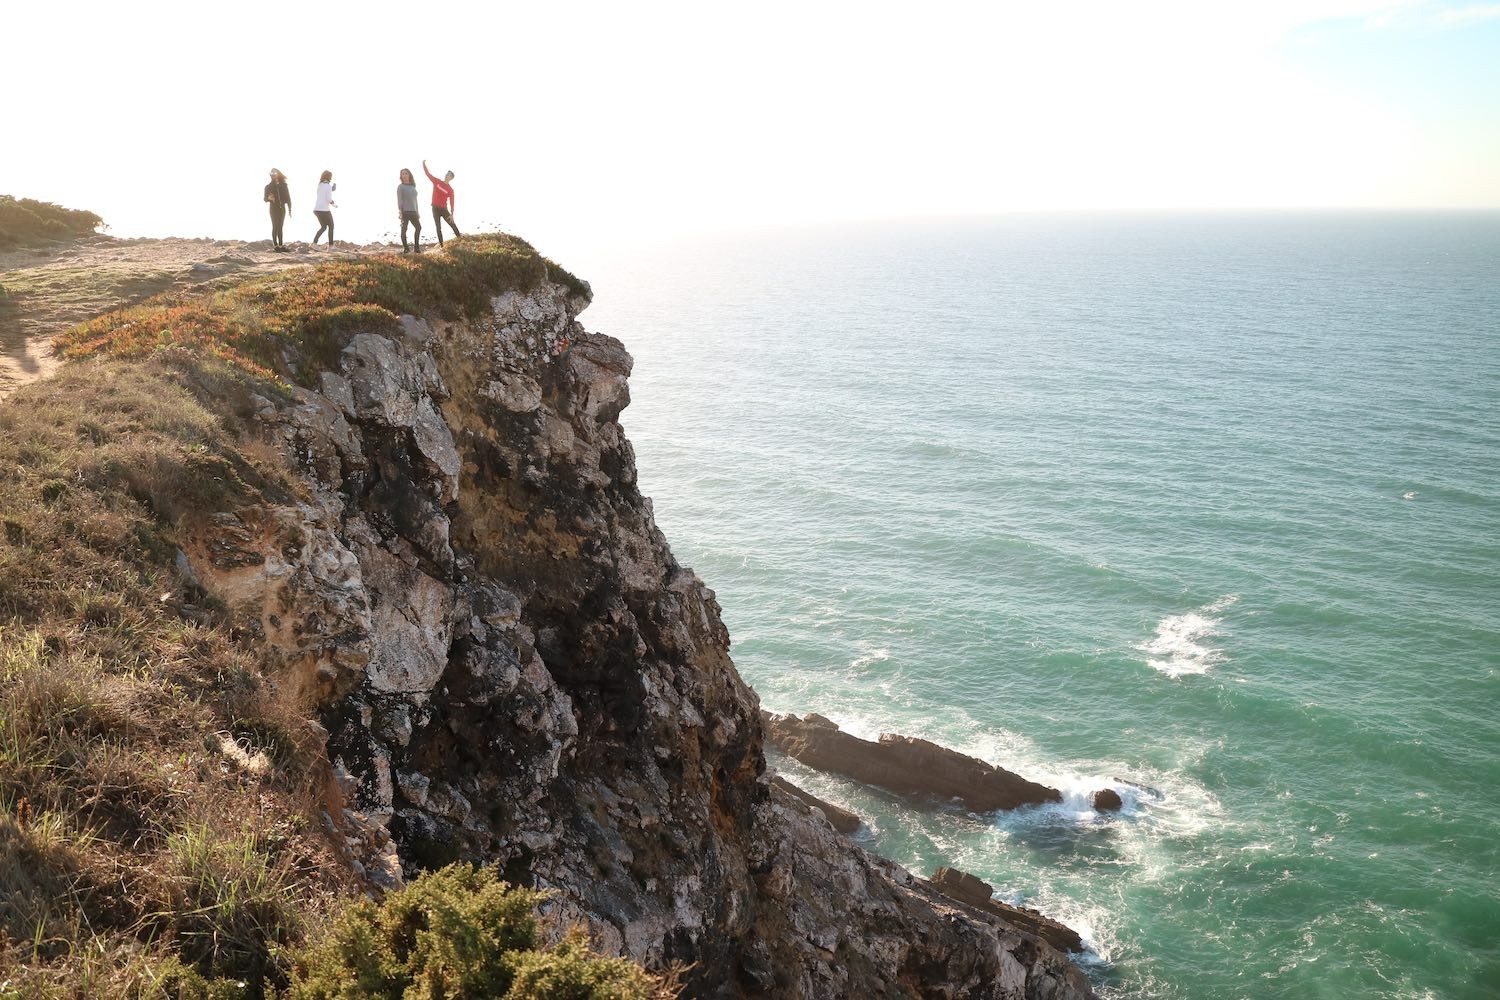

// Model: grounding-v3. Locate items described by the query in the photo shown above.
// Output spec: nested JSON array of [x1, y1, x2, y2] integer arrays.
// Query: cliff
[[3, 236, 1095, 998]]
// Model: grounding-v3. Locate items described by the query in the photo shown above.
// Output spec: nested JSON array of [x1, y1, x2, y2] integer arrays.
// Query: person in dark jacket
[[264, 169, 292, 251], [397, 168, 422, 253]]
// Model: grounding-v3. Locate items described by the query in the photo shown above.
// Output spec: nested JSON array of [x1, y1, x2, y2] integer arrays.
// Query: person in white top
[[312, 170, 337, 246]]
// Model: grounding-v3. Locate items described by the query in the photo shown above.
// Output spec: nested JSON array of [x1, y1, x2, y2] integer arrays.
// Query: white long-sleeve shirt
[[314, 182, 335, 211]]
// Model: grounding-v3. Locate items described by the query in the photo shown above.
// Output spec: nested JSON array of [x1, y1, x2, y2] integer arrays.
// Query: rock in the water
[[764, 711, 1062, 811], [1092, 788, 1123, 811], [770, 775, 862, 833], [930, 867, 1086, 954]]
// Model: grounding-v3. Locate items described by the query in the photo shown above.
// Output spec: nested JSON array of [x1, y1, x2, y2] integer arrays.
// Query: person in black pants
[[397, 168, 422, 253], [312, 170, 337, 246], [264, 169, 291, 251], [423, 160, 461, 245]]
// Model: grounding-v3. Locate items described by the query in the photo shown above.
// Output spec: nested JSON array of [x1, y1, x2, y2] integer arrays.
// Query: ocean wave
[[849, 645, 892, 671], [1137, 595, 1239, 677]]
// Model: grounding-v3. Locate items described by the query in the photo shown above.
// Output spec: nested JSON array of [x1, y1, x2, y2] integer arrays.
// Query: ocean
[[574, 213, 1500, 999]]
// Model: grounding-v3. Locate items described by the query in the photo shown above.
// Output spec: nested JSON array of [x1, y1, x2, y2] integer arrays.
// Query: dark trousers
[[313, 210, 334, 244], [431, 205, 460, 244], [400, 210, 423, 251], [269, 205, 286, 246]]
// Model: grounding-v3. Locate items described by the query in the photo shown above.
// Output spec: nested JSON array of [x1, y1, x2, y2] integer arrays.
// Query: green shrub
[[0, 195, 103, 248], [287, 864, 674, 1000]]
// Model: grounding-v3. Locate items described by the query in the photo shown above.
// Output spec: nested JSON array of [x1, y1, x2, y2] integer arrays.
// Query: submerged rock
[[764, 711, 1063, 812]]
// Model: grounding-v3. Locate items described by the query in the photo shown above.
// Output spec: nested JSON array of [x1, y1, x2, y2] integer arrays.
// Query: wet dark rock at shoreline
[[1092, 787, 1123, 811], [763, 711, 1063, 812]]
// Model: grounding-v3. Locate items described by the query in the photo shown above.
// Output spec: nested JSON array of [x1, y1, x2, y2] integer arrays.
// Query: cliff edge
[[2, 236, 1095, 998]]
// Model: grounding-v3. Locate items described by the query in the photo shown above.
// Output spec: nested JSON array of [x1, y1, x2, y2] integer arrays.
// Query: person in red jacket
[[423, 160, 461, 245]]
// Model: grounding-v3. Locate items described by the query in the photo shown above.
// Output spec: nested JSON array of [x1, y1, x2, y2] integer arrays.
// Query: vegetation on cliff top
[[0, 196, 103, 250], [54, 234, 590, 386], [1, 313, 659, 993]]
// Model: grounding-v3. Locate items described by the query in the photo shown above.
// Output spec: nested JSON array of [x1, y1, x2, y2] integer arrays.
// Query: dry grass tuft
[[0, 361, 346, 995]]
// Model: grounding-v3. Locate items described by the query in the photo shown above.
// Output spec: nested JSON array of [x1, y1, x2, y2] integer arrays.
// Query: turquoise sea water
[[576, 214, 1500, 999]]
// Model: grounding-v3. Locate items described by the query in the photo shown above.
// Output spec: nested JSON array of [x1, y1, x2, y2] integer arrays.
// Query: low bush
[[288, 864, 674, 1000], [0, 195, 103, 248]]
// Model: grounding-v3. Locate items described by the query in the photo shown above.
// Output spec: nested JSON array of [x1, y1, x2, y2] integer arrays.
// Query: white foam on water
[[848, 644, 891, 671], [1137, 594, 1239, 677]]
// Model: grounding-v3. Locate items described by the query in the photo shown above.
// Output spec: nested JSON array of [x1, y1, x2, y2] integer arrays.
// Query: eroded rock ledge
[[770, 775, 862, 834], [928, 867, 1085, 955], [764, 711, 1063, 812], [181, 273, 1095, 999]]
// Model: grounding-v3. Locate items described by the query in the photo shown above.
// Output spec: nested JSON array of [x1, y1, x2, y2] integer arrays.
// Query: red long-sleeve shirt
[[423, 164, 455, 212]]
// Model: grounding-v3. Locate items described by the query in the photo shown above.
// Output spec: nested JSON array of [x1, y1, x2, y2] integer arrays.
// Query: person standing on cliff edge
[[264, 169, 291, 252], [397, 168, 423, 253], [312, 170, 337, 247], [423, 160, 461, 245]]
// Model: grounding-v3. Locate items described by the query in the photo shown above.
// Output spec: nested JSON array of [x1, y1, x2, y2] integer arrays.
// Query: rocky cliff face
[[181, 278, 1094, 999]]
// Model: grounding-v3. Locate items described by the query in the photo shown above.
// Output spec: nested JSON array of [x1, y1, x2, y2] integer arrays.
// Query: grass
[[0, 196, 103, 249], [0, 362, 338, 995], [55, 234, 591, 386]]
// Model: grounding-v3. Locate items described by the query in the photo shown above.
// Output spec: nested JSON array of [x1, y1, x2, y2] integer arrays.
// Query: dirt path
[[0, 235, 403, 400]]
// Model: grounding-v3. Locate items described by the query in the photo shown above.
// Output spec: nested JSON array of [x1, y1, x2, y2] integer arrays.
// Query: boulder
[[1092, 788, 1123, 811], [763, 711, 1062, 811]]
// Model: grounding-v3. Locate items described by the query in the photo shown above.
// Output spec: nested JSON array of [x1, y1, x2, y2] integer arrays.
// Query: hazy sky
[[6, 0, 1497, 259]]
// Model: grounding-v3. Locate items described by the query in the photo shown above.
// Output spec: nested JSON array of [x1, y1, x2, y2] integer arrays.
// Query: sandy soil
[[0, 235, 403, 399]]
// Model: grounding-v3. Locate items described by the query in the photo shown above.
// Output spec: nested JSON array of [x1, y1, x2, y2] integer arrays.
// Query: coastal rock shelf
[[764, 711, 1064, 812], [928, 867, 1086, 955], [171, 268, 1096, 998], [770, 775, 862, 833]]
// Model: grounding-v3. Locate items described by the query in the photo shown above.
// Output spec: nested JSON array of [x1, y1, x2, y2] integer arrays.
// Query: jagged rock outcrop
[[765, 712, 1063, 812], [928, 868, 1085, 955], [770, 775, 862, 834], [181, 275, 1094, 999]]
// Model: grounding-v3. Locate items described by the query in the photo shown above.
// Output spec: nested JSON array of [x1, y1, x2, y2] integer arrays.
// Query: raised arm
[[423, 160, 439, 184]]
